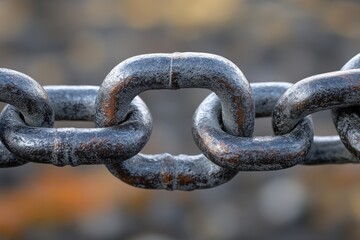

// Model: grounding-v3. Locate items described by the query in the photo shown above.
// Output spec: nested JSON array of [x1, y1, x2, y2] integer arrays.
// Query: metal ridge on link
[[0, 52, 359, 191]]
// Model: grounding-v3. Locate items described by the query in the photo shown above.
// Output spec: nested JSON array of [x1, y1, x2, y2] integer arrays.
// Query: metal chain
[[0, 52, 360, 191]]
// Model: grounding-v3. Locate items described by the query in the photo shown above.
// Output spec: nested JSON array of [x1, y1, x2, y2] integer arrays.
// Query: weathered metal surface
[[0, 69, 54, 127], [305, 136, 358, 164], [252, 82, 293, 118], [100, 52, 253, 190], [0, 69, 54, 167], [107, 154, 237, 191], [45, 86, 97, 121], [95, 52, 254, 136], [1, 52, 360, 190], [193, 83, 314, 171], [331, 54, 360, 160], [0, 86, 152, 166], [272, 69, 360, 164], [272, 69, 360, 135], [0, 144, 28, 168], [332, 106, 360, 160]]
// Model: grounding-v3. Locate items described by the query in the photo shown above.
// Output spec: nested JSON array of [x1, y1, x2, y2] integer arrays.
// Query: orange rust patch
[[161, 155, 175, 190], [214, 77, 251, 135], [101, 76, 134, 127], [78, 137, 123, 159], [177, 174, 195, 185], [161, 172, 174, 190], [235, 98, 247, 130]]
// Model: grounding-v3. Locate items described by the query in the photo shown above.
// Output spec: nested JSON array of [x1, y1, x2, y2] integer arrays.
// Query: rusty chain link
[[0, 52, 360, 191], [0, 86, 152, 166]]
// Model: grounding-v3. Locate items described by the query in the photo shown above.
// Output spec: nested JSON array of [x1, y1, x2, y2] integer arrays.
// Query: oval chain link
[[0, 86, 152, 166], [0, 69, 54, 167], [193, 83, 314, 171], [272, 69, 360, 165], [97, 52, 254, 190]]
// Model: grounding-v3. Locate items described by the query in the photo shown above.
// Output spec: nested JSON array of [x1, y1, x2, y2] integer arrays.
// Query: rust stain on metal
[[161, 155, 175, 190], [102, 77, 133, 127], [3, 53, 360, 191], [177, 174, 196, 186]]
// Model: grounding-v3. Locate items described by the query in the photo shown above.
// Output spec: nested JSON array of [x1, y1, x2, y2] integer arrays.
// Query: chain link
[[0, 52, 360, 190], [193, 83, 313, 171], [0, 86, 151, 166], [0, 69, 54, 167], [332, 53, 360, 160]]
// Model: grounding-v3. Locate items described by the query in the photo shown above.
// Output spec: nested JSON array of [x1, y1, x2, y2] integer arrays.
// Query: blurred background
[[0, 0, 360, 239]]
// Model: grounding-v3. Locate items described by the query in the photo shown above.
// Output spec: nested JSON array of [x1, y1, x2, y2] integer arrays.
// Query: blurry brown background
[[0, 0, 360, 239]]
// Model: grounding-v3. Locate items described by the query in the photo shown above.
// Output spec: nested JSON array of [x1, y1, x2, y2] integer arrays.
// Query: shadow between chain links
[[96, 52, 254, 191]]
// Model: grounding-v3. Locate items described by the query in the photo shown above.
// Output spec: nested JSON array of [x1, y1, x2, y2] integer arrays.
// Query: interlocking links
[[95, 52, 254, 135], [0, 69, 54, 167], [332, 54, 360, 160], [193, 83, 313, 171], [0, 86, 152, 166], [96, 52, 254, 190], [2, 52, 360, 190], [272, 69, 360, 164]]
